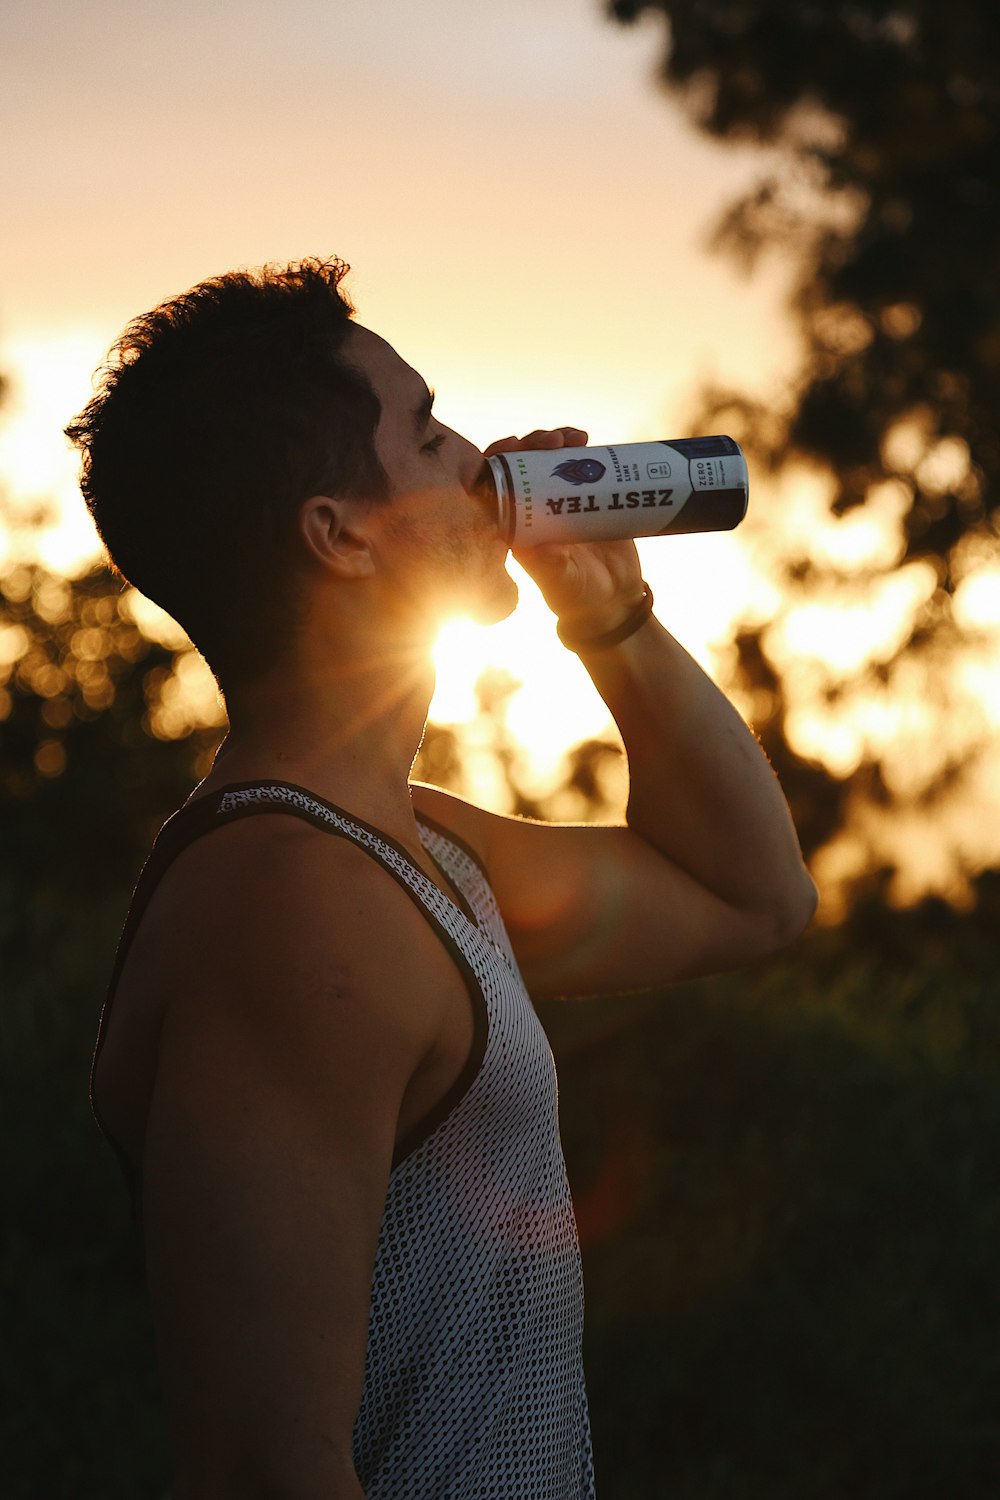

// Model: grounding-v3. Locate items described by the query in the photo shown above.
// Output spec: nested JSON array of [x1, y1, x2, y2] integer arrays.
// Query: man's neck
[[201, 639, 437, 845]]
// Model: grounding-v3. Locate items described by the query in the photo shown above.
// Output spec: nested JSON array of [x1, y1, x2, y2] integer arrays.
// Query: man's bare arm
[[413, 428, 815, 1000], [581, 610, 816, 937], [141, 826, 448, 1500]]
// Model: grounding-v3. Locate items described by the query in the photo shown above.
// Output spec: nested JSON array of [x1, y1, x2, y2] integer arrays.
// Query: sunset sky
[[3, 0, 997, 899], [1, 0, 793, 543]]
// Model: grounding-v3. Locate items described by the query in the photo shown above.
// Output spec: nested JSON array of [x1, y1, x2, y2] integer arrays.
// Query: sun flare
[[430, 566, 617, 785]]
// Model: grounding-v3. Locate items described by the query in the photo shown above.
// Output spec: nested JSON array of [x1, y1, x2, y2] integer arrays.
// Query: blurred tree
[[608, 0, 1000, 904], [0, 546, 216, 1497], [414, 666, 629, 827], [0, 556, 225, 992]]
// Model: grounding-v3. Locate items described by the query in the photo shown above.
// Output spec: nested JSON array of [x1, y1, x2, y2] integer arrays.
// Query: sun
[[430, 565, 618, 793]]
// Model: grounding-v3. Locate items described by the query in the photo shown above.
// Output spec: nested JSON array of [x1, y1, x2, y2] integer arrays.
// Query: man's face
[[341, 324, 518, 627]]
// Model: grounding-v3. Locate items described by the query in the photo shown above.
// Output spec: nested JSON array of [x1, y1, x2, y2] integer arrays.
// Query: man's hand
[[484, 427, 646, 637]]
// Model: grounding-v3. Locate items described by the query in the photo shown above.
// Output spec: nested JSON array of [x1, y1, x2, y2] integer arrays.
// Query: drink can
[[481, 436, 748, 545]]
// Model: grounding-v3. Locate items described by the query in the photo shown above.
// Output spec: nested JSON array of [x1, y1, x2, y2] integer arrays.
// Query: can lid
[[483, 455, 515, 545]]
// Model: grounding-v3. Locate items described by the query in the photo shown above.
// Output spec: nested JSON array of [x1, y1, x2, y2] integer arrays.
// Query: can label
[[489, 437, 748, 544]]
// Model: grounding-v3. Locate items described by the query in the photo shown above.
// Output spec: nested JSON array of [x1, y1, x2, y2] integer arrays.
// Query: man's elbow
[[764, 869, 819, 951]]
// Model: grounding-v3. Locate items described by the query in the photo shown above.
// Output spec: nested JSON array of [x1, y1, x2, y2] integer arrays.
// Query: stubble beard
[[434, 527, 519, 626], [382, 508, 518, 629]]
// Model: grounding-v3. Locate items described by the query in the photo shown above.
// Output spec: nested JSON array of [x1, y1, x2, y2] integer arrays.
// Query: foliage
[[608, 0, 999, 545], [543, 908, 1000, 1498], [0, 562, 200, 1496], [608, 0, 1000, 897], [0, 561, 221, 916], [417, 666, 629, 826]]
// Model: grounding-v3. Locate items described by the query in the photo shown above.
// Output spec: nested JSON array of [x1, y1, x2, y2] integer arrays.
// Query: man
[[67, 257, 816, 1500]]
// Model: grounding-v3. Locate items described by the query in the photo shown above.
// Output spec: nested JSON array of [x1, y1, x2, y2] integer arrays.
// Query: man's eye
[[423, 433, 446, 455]]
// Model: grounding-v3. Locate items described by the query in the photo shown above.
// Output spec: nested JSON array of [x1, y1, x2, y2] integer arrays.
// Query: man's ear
[[297, 494, 376, 580]]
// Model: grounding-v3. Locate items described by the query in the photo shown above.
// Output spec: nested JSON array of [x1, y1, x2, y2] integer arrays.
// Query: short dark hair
[[65, 257, 389, 688]]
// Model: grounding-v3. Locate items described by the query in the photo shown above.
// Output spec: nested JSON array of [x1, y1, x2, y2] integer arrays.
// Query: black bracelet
[[556, 582, 655, 653]]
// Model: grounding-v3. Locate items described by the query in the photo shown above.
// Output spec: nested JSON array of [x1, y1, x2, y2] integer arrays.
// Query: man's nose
[[452, 428, 486, 489]]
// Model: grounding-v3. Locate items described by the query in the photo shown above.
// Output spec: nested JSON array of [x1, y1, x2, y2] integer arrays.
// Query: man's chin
[[420, 557, 519, 631], [467, 570, 519, 627]]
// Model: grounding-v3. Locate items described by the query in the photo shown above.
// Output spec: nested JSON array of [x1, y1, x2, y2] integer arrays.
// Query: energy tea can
[[480, 436, 749, 545]]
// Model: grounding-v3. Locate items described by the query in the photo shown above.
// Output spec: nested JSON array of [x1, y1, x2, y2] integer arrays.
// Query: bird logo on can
[[551, 458, 607, 484]]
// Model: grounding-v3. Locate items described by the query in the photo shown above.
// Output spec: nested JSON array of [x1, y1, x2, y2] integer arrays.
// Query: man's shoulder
[[158, 798, 389, 913], [116, 807, 469, 1128], [102, 806, 441, 1175], [137, 805, 444, 1015]]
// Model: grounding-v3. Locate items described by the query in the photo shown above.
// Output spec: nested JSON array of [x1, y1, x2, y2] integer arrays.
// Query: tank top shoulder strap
[[105, 779, 457, 1000], [95, 779, 494, 1211], [103, 790, 236, 1005]]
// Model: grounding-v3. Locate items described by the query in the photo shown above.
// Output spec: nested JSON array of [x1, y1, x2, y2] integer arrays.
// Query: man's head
[[67, 257, 487, 692], [319, 324, 516, 635]]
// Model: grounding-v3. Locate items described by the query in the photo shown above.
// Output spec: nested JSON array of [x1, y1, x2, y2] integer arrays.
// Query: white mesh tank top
[[91, 779, 596, 1500]]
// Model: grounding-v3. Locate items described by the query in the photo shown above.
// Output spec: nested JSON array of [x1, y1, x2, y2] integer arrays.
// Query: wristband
[[556, 583, 654, 653]]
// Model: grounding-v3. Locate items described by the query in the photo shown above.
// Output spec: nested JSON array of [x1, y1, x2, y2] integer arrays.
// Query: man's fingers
[[485, 426, 589, 456], [483, 436, 519, 458], [518, 427, 588, 449]]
